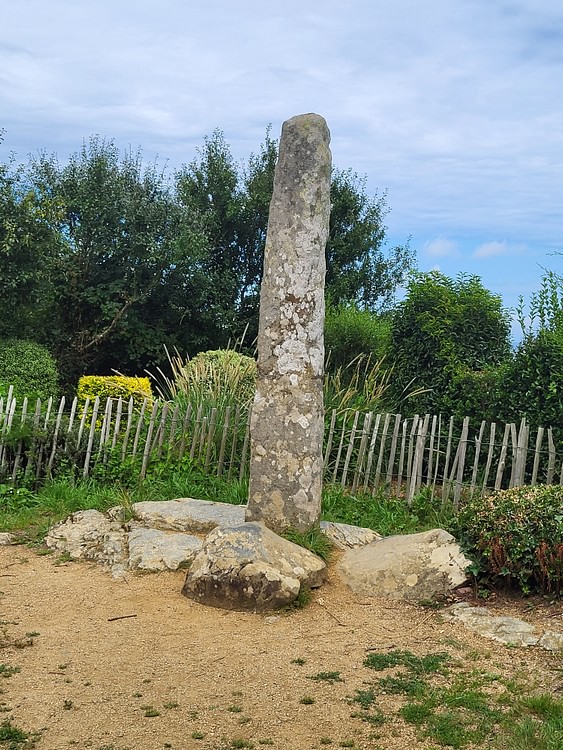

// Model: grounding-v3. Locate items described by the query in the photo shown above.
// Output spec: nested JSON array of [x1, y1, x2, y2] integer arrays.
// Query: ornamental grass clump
[[457, 485, 563, 595]]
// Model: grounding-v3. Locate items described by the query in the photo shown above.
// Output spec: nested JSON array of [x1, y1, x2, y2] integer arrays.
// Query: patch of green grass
[[307, 671, 343, 684], [140, 705, 160, 717], [364, 649, 450, 675], [320, 739, 333, 746], [377, 674, 426, 697], [0, 719, 37, 748], [229, 741, 254, 750], [191, 732, 205, 740], [0, 666, 20, 679], [282, 526, 333, 561], [227, 704, 243, 713], [300, 696, 315, 705], [321, 484, 455, 537], [357, 647, 563, 750], [163, 702, 179, 709], [290, 658, 306, 666]]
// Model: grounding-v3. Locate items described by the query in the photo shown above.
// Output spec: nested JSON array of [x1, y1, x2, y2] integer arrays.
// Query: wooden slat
[[494, 423, 512, 490], [323, 409, 337, 471], [217, 406, 231, 476], [396, 418, 409, 498], [440, 417, 455, 503], [547, 429, 556, 484], [341, 410, 360, 488], [426, 414, 438, 485], [140, 400, 160, 479], [385, 414, 402, 485], [374, 412, 392, 490], [331, 412, 349, 484], [131, 398, 149, 460], [83, 397, 101, 477], [469, 421, 486, 496], [351, 412, 373, 493], [362, 413, 381, 491], [47, 396, 66, 473], [453, 417, 470, 509], [531, 427, 544, 486]]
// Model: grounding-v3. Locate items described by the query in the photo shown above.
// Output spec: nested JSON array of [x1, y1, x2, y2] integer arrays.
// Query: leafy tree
[[176, 129, 414, 343], [27, 137, 208, 384], [0, 143, 61, 340], [327, 170, 414, 311], [389, 272, 512, 415]]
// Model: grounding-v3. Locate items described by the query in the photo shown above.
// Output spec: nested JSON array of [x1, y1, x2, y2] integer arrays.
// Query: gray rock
[[182, 521, 326, 611], [444, 603, 539, 647], [0, 532, 15, 545], [127, 527, 202, 571], [132, 499, 246, 533], [246, 114, 331, 534], [337, 528, 472, 602], [538, 631, 563, 651], [45, 509, 128, 576], [320, 520, 382, 549]]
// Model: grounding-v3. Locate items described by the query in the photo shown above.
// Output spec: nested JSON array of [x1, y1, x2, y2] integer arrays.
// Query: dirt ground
[[0, 543, 561, 750]]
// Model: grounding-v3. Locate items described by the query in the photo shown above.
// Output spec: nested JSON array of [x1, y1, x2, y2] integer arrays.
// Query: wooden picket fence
[[1, 387, 562, 506]]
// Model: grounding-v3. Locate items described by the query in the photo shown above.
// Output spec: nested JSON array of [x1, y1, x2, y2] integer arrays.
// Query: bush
[[457, 485, 563, 595], [158, 348, 257, 411], [324, 304, 391, 373], [77, 375, 153, 409], [0, 339, 59, 402]]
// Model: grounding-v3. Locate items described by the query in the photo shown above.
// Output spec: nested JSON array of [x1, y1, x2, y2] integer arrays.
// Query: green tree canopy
[[389, 271, 512, 414]]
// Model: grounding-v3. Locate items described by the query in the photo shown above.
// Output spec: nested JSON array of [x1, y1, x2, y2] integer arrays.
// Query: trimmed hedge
[[77, 375, 153, 411]]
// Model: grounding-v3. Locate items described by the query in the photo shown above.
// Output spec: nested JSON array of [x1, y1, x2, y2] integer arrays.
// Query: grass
[[0, 719, 38, 749], [307, 671, 343, 684], [352, 647, 563, 749]]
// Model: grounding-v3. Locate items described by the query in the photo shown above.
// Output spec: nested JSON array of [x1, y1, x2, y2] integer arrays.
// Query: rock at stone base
[[132, 499, 246, 533], [320, 521, 382, 549], [337, 528, 472, 602], [538, 631, 563, 651], [45, 510, 128, 576], [0, 532, 15, 545], [182, 522, 326, 611], [444, 603, 563, 651], [127, 527, 202, 571]]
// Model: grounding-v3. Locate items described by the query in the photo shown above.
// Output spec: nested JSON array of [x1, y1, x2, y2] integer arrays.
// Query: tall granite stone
[[246, 113, 331, 533]]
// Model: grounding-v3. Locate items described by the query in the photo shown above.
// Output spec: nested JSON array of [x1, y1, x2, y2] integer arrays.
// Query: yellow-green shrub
[[77, 375, 153, 411]]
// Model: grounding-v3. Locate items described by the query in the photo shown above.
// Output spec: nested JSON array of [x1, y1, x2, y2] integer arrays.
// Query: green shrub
[[0, 339, 59, 402], [325, 304, 391, 373], [77, 375, 153, 409], [157, 348, 257, 411], [457, 485, 563, 595]]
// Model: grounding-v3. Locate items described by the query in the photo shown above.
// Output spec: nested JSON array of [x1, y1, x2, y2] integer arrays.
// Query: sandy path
[[0, 544, 560, 750]]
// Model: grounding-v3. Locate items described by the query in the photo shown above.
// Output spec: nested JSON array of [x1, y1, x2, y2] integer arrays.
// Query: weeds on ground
[[351, 647, 563, 749]]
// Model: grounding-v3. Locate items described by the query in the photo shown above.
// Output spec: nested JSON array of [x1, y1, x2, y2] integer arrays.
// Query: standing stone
[[246, 114, 332, 533]]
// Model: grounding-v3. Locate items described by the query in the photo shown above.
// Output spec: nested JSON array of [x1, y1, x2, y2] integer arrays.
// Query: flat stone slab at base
[[444, 602, 563, 651], [45, 509, 129, 576], [0, 532, 16, 545], [132, 499, 246, 533], [337, 528, 472, 602], [127, 527, 202, 571], [182, 522, 326, 611]]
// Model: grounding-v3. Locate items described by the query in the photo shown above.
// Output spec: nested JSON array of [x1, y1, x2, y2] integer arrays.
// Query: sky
[[2, 0, 563, 338]]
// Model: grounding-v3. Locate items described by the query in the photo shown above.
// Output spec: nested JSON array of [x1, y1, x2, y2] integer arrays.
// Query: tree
[[0, 147, 61, 340], [176, 129, 414, 344], [389, 272, 512, 415], [27, 137, 208, 384], [327, 170, 414, 310]]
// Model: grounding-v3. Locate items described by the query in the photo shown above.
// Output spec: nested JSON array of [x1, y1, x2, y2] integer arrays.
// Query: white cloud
[[423, 237, 460, 258], [472, 240, 528, 259]]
